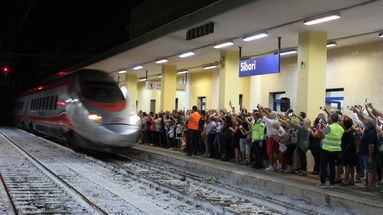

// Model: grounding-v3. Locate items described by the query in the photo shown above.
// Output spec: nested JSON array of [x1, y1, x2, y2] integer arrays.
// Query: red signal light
[[2, 66, 10, 73], [58, 71, 68, 76]]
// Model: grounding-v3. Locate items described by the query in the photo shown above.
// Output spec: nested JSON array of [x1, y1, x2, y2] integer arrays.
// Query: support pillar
[[219, 51, 240, 111], [160, 65, 177, 111], [249, 75, 262, 111], [125, 74, 138, 112], [296, 32, 327, 120]]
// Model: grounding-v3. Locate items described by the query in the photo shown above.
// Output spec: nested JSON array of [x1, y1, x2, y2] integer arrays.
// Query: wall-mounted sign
[[146, 81, 156, 90], [239, 54, 280, 77]]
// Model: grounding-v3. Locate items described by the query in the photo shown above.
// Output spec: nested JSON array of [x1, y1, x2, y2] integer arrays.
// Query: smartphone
[[288, 113, 293, 117], [347, 106, 352, 110], [239, 125, 243, 128], [319, 119, 323, 124], [365, 98, 369, 105], [320, 107, 325, 110]]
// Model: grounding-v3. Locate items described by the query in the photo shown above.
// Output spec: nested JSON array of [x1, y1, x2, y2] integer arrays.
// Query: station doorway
[[150, 99, 156, 113], [197, 97, 206, 111]]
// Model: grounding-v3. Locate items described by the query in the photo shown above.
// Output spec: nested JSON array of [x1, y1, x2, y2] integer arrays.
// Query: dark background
[[0, 0, 143, 124], [0, 0, 220, 125]]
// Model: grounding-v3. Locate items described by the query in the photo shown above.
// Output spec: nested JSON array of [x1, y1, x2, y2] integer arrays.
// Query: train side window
[[42, 97, 46, 110], [45, 97, 49, 110], [48, 96, 52, 110], [54, 95, 58, 109], [39, 97, 42, 110]]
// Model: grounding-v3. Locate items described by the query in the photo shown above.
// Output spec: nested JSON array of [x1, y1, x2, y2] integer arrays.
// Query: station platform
[[126, 144, 383, 215]]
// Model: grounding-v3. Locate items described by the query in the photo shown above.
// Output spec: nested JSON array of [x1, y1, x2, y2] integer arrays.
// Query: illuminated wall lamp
[[118, 70, 127, 74], [133, 65, 143, 70], [379, 32, 383, 38], [203, 65, 217, 70], [155, 59, 168, 64], [242, 32, 268, 42], [279, 50, 297, 56], [303, 14, 341, 25], [213, 41, 234, 49], [178, 51, 195, 58], [177, 70, 188, 75], [326, 42, 337, 48]]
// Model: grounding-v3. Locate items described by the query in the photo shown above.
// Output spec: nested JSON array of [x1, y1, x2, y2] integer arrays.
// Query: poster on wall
[[239, 54, 280, 77]]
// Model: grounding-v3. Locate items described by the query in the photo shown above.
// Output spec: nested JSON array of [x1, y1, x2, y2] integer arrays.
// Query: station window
[[150, 99, 156, 113], [197, 97, 206, 111], [270, 92, 286, 112], [325, 88, 344, 110], [239, 94, 243, 111]]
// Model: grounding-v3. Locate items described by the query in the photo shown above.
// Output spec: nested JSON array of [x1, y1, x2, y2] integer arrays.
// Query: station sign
[[239, 54, 280, 77]]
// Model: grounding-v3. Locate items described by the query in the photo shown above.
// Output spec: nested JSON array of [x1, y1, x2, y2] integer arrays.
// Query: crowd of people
[[137, 102, 383, 191]]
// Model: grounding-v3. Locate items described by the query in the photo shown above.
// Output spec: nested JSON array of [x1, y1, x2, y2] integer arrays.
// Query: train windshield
[[81, 81, 125, 102]]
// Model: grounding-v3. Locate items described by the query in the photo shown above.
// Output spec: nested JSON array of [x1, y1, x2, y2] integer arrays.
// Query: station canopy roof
[[84, 0, 383, 79]]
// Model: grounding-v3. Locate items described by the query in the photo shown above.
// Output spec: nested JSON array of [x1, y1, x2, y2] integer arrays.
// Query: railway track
[[0, 127, 318, 214], [0, 131, 107, 215], [101, 154, 317, 215]]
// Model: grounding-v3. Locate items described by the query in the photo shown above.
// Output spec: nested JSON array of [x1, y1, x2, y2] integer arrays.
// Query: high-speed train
[[14, 69, 140, 152]]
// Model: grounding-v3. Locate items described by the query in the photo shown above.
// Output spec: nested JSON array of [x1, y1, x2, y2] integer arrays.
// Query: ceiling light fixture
[[155, 59, 168, 64], [213, 41, 234, 49], [118, 70, 127, 74], [203, 65, 217, 70], [279, 50, 297, 56], [177, 70, 188, 75], [326, 41, 337, 48], [379, 32, 383, 38], [138, 78, 147, 82], [303, 14, 341, 25], [133, 65, 143, 70], [178, 51, 195, 58], [242, 32, 268, 42], [157, 74, 162, 78]]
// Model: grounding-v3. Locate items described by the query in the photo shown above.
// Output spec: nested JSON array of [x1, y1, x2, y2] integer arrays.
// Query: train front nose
[[98, 124, 140, 147]]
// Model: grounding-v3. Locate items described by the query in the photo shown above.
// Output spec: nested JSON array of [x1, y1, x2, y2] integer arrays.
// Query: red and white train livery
[[14, 69, 140, 152]]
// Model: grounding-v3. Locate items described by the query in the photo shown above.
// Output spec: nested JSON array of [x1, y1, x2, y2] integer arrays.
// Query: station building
[[82, 0, 383, 119]]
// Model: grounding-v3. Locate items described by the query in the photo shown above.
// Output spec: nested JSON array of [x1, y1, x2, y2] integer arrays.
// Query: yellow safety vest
[[322, 123, 344, 152], [252, 120, 265, 141]]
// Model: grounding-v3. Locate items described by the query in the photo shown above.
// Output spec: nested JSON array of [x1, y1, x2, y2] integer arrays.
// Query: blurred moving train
[[14, 69, 140, 152]]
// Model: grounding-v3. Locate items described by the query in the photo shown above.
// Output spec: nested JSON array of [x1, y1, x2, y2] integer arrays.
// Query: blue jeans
[[362, 155, 377, 173], [213, 132, 222, 158]]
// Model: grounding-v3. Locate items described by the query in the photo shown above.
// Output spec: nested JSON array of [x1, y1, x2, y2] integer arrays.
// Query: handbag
[[279, 143, 287, 153], [150, 124, 156, 132]]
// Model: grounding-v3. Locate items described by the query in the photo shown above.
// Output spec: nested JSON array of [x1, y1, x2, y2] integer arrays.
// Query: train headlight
[[129, 114, 141, 125], [88, 113, 103, 124]]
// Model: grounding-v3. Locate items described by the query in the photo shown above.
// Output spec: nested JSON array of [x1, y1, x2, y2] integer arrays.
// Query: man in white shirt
[[257, 105, 278, 170]]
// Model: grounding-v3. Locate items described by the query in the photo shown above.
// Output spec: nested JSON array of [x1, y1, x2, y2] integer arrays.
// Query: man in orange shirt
[[186, 105, 201, 156]]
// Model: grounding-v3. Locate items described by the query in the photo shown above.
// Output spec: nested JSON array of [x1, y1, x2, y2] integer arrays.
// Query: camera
[[288, 113, 293, 117]]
